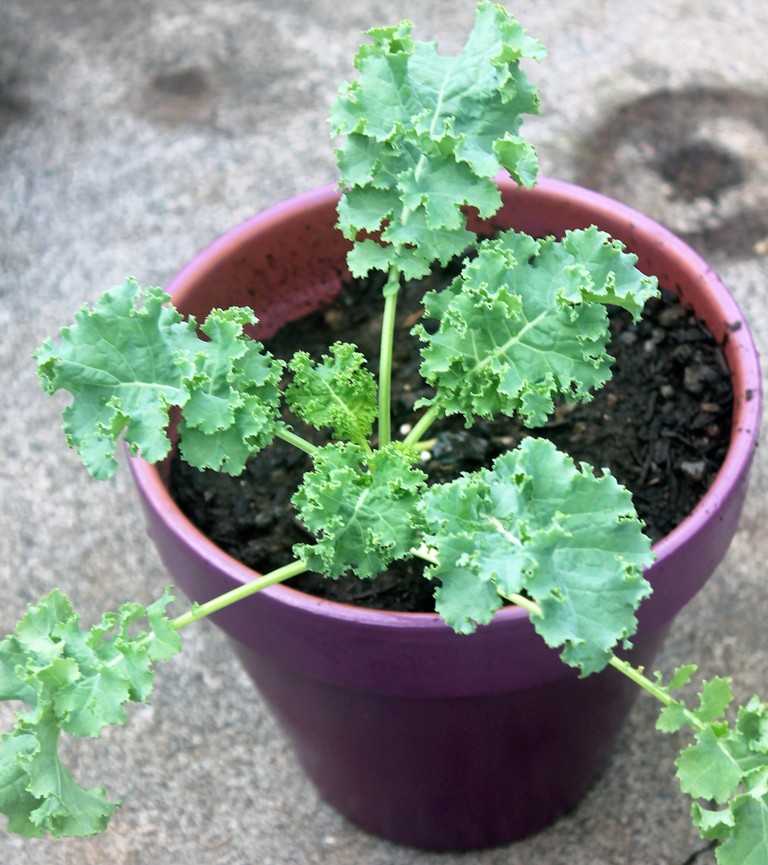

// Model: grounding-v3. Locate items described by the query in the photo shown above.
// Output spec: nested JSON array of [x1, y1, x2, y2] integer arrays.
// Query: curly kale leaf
[[420, 437, 653, 674], [333, 2, 545, 280], [293, 442, 426, 579], [415, 227, 659, 427], [35, 279, 284, 479], [651, 669, 768, 865], [286, 342, 377, 447], [176, 307, 284, 476], [0, 589, 180, 838]]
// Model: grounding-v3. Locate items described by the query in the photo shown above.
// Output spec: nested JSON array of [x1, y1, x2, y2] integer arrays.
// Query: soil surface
[[170, 266, 733, 613]]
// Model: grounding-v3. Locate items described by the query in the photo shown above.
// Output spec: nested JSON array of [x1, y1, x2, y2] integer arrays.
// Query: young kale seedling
[[1, 5, 766, 861]]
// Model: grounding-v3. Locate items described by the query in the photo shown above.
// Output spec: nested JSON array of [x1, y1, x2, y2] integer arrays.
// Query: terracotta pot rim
[[129, 176, 762, 631]]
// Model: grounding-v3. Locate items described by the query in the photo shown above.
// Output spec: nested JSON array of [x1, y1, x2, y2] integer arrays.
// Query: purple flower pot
[[128, 178, 761, 851]]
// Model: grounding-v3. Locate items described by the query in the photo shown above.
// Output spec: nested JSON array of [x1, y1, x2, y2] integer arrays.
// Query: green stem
[[504, 591, 705, 732], [378, 266, 402, 448], [410, 555, 703, 734], [276, 428, 318, 457], [411, 437, 437, 453], [411, 544, 438, 566], [388, 553, 708, 737], [170, 559, 308, 632], [403, 404, 441, 447], [503, 591, 538, 616], [608, 655, 679, 709], [608, 656, 705, 732]]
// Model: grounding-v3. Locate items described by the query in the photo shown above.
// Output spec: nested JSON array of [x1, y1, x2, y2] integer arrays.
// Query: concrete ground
[[2, 1, 767, 863]]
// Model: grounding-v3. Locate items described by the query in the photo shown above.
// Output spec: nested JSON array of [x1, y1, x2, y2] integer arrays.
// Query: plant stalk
[[170, 559, 308, 631], [403, 404, 441, 447], [276, 428, 319, 457], [607, 656, 705, 732], [412, 563, 692, 725], [378, 266, 402, 448], [505, 591, 705, 731]]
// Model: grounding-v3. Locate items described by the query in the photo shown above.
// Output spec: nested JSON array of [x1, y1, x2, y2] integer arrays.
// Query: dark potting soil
[[170, 266, 734, 613]]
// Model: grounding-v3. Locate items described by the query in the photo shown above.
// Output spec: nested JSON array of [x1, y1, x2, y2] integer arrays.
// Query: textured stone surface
[[1, 2, 766, 863]]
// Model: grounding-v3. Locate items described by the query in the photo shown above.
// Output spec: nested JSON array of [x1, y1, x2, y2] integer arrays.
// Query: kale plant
[[1, 5, 765, 861]]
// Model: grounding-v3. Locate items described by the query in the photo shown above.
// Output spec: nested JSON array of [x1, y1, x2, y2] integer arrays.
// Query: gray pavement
[[2, 2, 767, 863]]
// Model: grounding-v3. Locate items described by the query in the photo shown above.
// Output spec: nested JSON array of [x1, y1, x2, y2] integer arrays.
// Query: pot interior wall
[[169, 191, 352, 339]]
